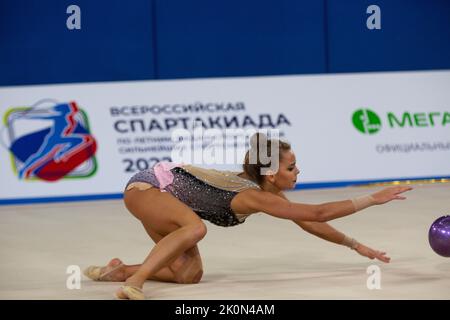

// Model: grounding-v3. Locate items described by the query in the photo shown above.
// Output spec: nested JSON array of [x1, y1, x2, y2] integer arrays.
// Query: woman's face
[[272, 150, 300, 190]]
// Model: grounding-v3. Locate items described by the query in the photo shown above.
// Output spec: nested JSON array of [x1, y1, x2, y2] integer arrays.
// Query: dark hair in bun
[[242, 132, 291, 185]]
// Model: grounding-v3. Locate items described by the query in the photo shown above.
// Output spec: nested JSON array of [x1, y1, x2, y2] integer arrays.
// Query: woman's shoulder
[[233, 188, 290, 216]]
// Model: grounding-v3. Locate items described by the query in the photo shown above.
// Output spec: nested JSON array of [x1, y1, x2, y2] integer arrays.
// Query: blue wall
[[155, 0, 326, 78], [0, 0, 156, 85], [327, 0, 450, 73], [0, 0, 449, 86]]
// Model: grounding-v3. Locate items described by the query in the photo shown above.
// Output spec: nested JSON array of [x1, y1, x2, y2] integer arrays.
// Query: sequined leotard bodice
[[125, 163, 261, 227]]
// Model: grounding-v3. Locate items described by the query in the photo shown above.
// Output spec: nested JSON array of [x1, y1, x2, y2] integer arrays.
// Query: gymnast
[[84, 132, 412, 300]]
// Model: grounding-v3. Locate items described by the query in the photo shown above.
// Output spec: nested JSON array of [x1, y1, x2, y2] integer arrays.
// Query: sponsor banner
[[1, 71, 449, 204]]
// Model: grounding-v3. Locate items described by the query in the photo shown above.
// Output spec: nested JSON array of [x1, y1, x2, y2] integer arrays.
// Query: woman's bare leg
[[94, 258, 176, 283], [116, 188, 206, 298], [121, 222, 206, 290], [95, 224, 203, 283], [121, 245, 202, 283], [137, 208, 204, 283]]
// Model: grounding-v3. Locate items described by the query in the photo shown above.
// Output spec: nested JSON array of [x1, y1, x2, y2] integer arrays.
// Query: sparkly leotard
[[125, 163, 261, 227]]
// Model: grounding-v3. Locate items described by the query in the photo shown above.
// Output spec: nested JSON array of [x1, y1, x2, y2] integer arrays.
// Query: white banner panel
[[1, 71, 449, 204]]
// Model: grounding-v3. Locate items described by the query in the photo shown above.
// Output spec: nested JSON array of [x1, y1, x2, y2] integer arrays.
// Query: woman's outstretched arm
[[277, 190, 411, 263], [244, 186, 412, 222], [275, 192, 351, 246], [293, 219, 391, 263]]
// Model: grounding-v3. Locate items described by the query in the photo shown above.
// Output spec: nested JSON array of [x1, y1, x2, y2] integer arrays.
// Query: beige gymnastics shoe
[[115, 285, 145, 300], [83, 259, 124, 281]]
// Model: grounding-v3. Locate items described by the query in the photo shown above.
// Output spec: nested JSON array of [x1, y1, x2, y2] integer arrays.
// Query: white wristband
[[351, 195, 375, 212], [342, 235, 359, 250]]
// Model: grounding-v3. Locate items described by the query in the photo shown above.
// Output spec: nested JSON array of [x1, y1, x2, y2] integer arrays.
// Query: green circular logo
[[352, 109, 382, 134]]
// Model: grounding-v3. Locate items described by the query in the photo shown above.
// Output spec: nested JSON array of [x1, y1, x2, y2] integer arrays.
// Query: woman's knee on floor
[[175, 267, 203, 284]]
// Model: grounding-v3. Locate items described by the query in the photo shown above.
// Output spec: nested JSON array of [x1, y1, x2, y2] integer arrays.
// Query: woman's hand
[[354, 243, 391, 263], [370, 186, 413, 205]]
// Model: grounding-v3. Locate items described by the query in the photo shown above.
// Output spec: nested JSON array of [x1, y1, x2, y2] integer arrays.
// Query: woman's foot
[[115, 283, 145, 300], [101, 258, 127, 281], [84, 258, 127, 281]]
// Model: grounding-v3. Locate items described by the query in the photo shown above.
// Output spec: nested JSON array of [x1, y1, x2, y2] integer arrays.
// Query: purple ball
[[428, 215, 450, 257]]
